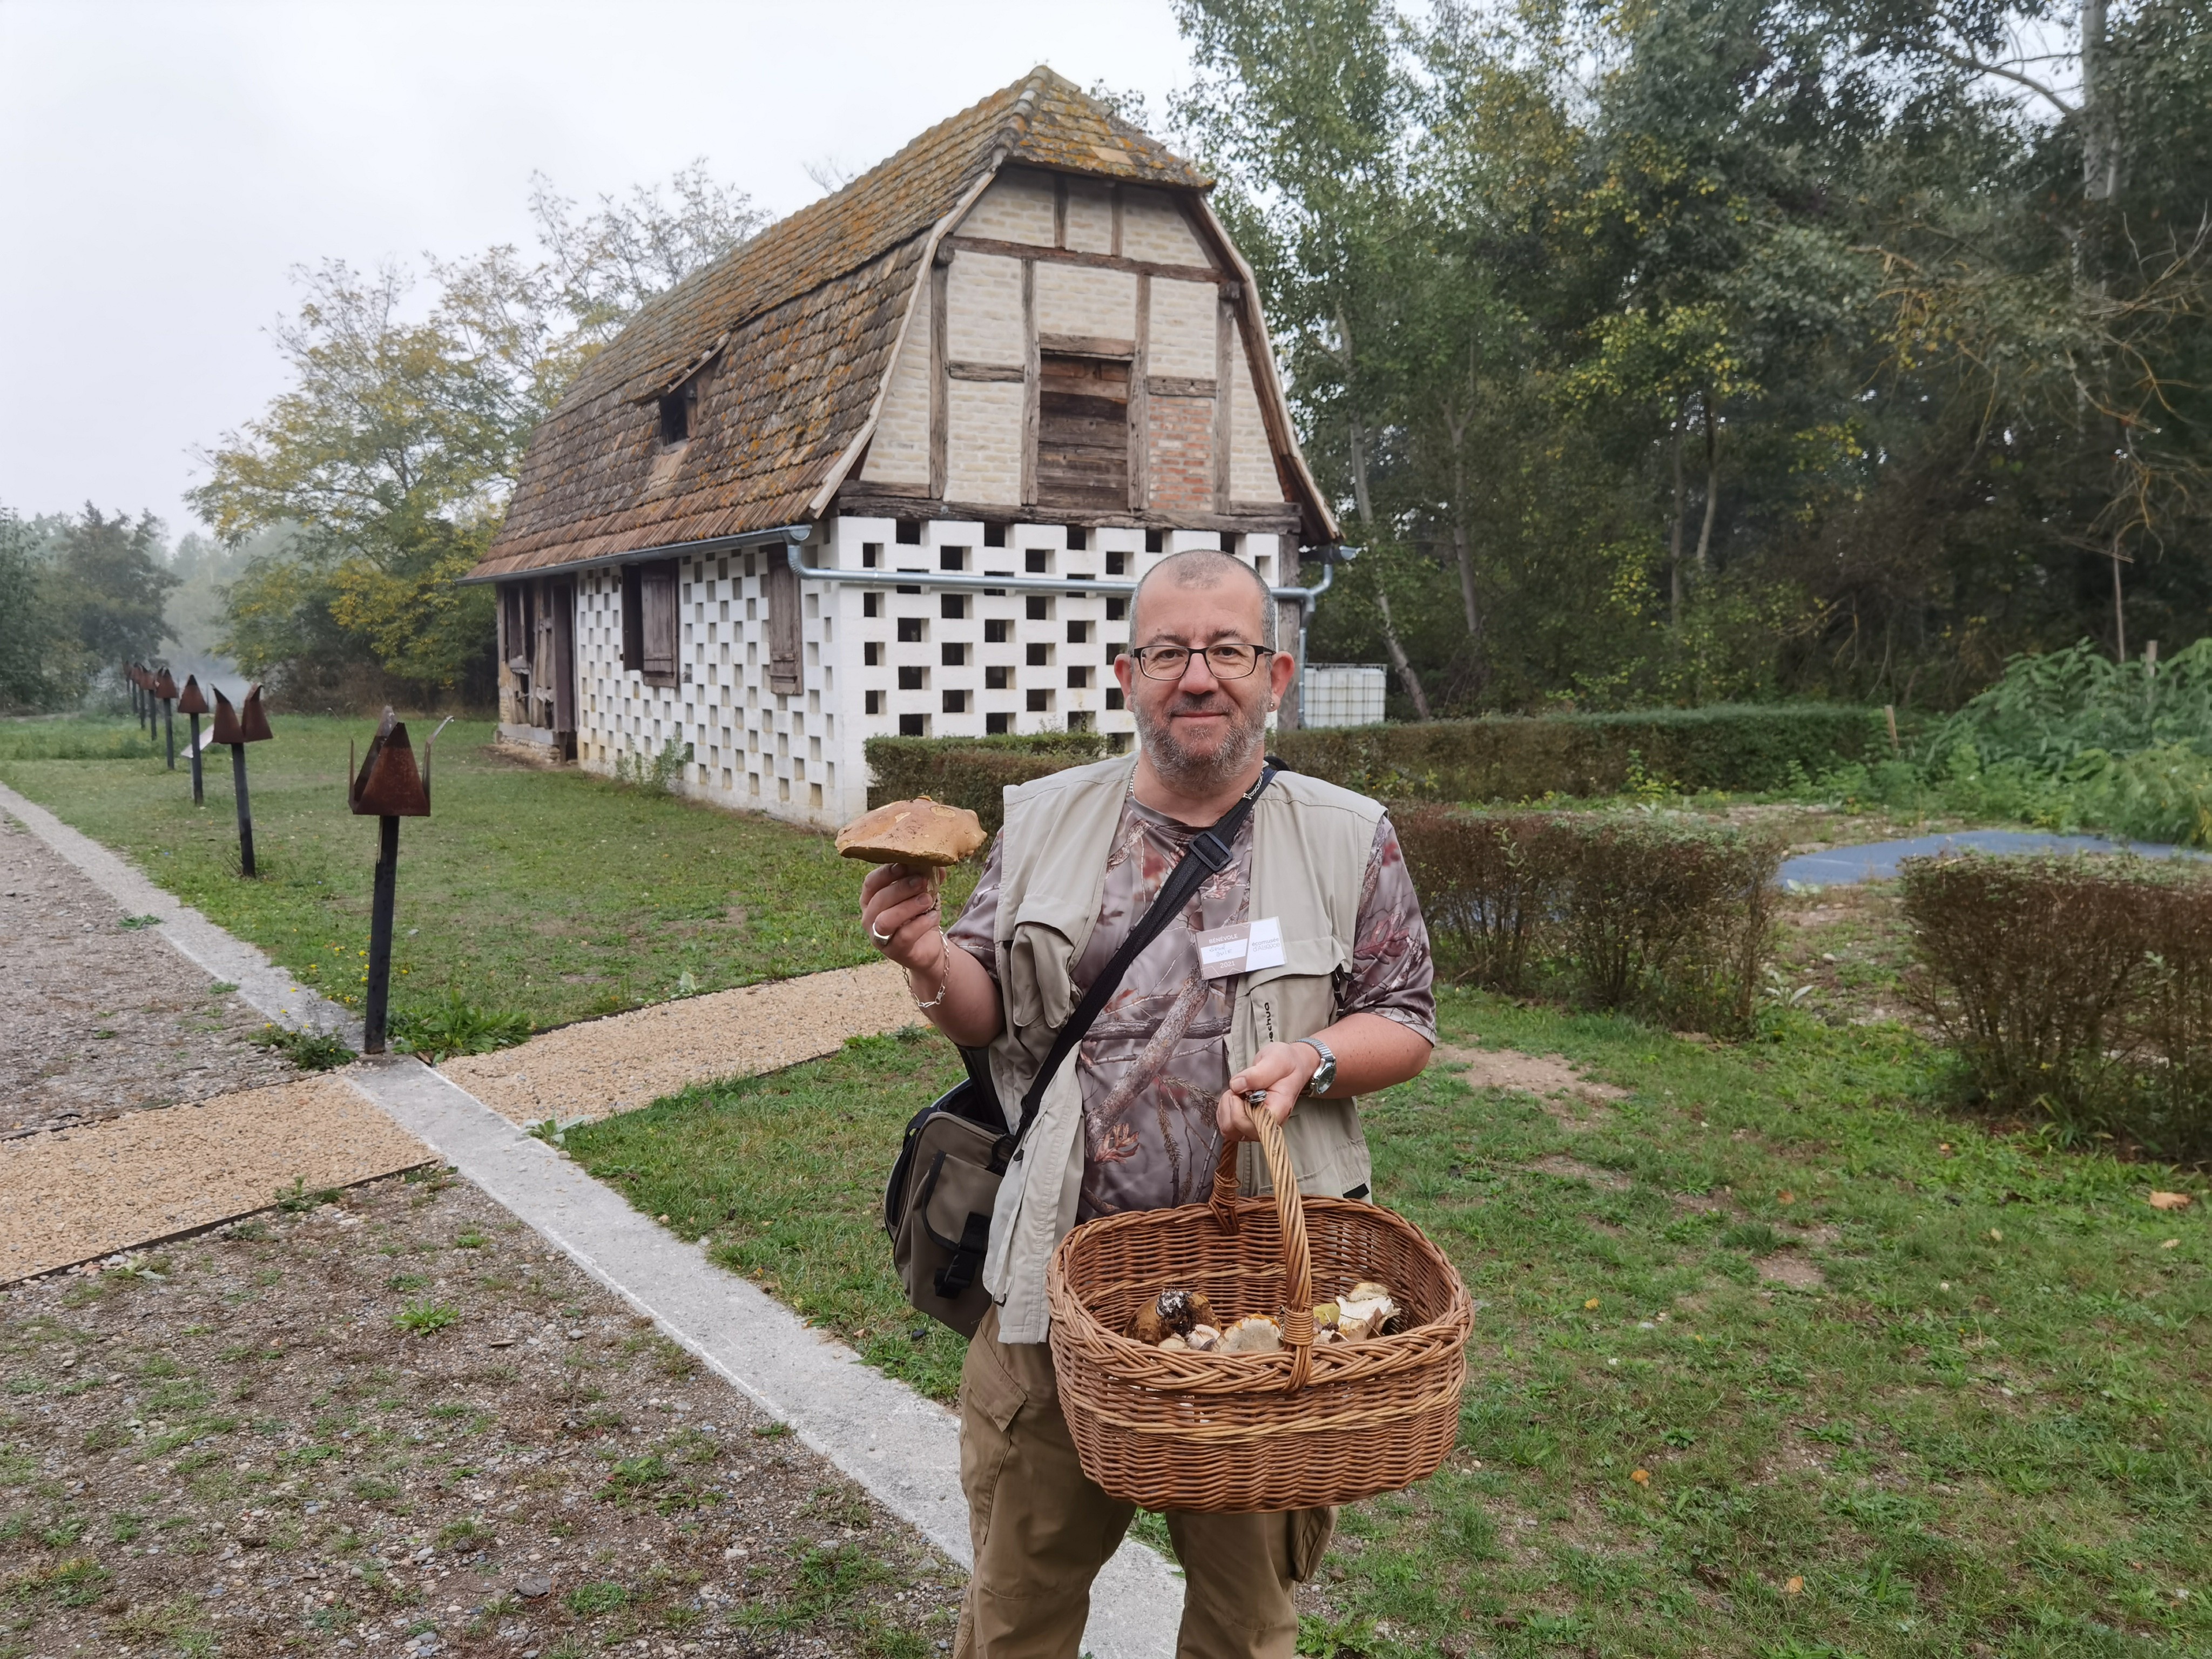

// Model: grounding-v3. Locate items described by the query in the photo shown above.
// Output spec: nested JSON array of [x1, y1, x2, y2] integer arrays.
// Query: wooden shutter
[[765, 551, 801, 696], [1036, 354, 1130, 509], [639, 561, 678, 684]]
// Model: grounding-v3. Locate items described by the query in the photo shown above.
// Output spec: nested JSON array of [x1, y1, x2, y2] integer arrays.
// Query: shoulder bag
[[884, 764, 1279, 1336]]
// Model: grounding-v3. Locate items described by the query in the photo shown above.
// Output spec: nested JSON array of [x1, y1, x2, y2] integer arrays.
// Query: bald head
[[1129, 549, 1276, 650]]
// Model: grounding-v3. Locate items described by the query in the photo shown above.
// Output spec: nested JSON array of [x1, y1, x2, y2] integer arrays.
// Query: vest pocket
[[1004, 896, 1083, 1030]]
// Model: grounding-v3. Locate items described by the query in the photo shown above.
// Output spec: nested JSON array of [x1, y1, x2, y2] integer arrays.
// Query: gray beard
[[1133, 694, 1268, 799]]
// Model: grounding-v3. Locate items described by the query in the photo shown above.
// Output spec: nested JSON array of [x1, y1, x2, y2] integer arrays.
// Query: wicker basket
[[1046, 1110, 1472, 1513]]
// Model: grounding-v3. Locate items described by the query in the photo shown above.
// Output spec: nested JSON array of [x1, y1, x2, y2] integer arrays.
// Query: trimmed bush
[[865, 705, 1881, 831], [1901, 854, 2212, 1158], [862, 731, 1114, 836], [1398, 807, 1781, 1035], [1271, 704, 1882, 802]]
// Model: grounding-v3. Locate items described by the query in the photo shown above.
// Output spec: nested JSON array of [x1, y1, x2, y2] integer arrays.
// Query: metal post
[[188, 714, 203, 804], [232, 744, 257, 877], [163, 700, 174, 770], [362, 815, 400, 1054]]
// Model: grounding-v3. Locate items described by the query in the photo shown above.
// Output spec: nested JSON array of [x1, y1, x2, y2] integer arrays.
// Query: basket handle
[[1209, 1110, 1316, 1391]]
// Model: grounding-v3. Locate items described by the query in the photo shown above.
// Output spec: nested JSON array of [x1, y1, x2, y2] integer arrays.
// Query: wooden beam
[[946, 361, 1024, 383], [1214, 293, 1235, 513], [1021, 259, 1039, 507], [943, 233, 1224, 286], [832, 484, 1303, 538], [1053, 176, 1068, 251], [929, 258, 948, 500], [1110, 184, 1123, 259], [1147, 375, 1216, 399], [1129, 274, 1150, 512], [1037, 332, 1136, 360]]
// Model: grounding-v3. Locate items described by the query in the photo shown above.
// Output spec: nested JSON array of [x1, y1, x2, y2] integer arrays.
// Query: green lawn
[[0, 714, 937, 1031], [568, 996, 2208, 1658]]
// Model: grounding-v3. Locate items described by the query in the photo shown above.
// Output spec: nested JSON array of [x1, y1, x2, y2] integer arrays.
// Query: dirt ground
[[0, 1173, 963, 1658], [0, 813, 296, 1137]]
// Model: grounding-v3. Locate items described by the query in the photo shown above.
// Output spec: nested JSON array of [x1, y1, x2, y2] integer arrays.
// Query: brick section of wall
[[1228, 345, 1282, 503], [1121, 187, 1211, 265], [860, 310, 933, 487], [945, 379, 1024, 503], [1064, 179, 1115, 253], [961, 169, 1055, 244], [946, 251, 1024, 363], [1146, 277, 1217, 377], [1147, 395, 1216, 511], [1036, 263, 1137, 340]]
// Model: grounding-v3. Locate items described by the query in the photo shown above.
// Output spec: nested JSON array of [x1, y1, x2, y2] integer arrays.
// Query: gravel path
[[0, 811, 298, 1135], [0, 1076, 434, 1284], [0, 1172, 963, 1657], [441, 963, 916, 1127]]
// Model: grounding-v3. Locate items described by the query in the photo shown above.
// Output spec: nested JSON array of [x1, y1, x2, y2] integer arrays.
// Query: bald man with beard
[[861, 549, 1435, 1659]]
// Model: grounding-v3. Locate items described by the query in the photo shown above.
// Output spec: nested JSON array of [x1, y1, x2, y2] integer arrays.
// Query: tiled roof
[[471, 68, 1211, 579]]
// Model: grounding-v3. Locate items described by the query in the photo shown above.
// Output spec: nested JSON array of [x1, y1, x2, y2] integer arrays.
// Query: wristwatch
[[1298, 1037, 1338, 1098]]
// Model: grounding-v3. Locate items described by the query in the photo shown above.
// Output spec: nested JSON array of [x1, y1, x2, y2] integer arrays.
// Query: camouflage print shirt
[[948, 793, 1435, 1220]]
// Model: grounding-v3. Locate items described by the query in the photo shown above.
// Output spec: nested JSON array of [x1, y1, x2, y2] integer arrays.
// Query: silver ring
[[869, 923, 891, 943]]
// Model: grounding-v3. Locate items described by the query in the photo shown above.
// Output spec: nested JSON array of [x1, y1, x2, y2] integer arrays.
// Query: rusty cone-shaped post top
[[152, 669, 178, 700], [349, 708, 430, 817], [213, 684, 273, 876], [352, 707, 438, 1055], [178, 675, 208, 806]]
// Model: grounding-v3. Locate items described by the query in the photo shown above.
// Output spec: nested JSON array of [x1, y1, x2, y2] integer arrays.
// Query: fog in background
[[0, 0, 1192, 539]]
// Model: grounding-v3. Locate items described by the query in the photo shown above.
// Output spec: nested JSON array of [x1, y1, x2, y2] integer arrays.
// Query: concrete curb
[[0, 780, 361, 1046], [0, 780, 1187, 1656]]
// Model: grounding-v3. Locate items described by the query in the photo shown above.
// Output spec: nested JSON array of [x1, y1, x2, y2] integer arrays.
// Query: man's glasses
[[1127, 643, 1274, 680]]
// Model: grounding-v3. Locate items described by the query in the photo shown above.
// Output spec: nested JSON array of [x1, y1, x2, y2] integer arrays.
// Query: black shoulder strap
[[994, 763, 1278, 1170]]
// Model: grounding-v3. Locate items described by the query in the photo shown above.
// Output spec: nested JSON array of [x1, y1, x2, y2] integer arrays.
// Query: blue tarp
[[1778, 830, 2207, 887]]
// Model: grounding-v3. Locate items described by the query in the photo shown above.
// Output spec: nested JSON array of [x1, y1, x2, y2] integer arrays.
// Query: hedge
[[1397, 806, 1782, 1035], [1901, 853, 2212, 1159], [865, 705, 1881, 834], [1267, 704, 1883, 802]]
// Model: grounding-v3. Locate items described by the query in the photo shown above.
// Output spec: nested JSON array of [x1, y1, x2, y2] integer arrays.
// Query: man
[[861, 549, 1435, 1659]]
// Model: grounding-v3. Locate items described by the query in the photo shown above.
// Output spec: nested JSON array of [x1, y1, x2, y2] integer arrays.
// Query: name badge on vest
[[1193, 916, 1286, 980]]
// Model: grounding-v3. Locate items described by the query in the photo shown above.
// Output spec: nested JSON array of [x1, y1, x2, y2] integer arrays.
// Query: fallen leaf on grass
[[1777, 1190, 1795, 1205], [2148, 1191, 2194, 1212], [1630, 1468, 1650, 1486], [1584, 1298, 1600, 1310], [2162, 1239, 2180, 1250], [1784, 1575, 1804, 1596]]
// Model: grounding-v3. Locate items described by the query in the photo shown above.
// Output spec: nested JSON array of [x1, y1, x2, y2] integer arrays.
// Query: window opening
[[1036, 354, 1130, 509], [895, 520, 923, 545], [1067, 527, 1089, 551], [659, 380, 697, 445]]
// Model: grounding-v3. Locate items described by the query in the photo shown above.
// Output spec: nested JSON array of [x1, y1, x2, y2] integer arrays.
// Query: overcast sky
[[0, 0, 1196, 537]]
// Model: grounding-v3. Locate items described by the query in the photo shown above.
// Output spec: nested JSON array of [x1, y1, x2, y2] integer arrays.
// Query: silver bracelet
[[909, 929, 953, 1011]]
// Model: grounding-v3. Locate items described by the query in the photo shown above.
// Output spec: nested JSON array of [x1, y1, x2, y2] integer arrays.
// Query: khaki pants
[[954, 1305, 1334, 1659]]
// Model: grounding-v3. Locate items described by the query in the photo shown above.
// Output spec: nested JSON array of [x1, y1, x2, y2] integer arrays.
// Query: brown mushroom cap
[[835, 797, 987, 867]]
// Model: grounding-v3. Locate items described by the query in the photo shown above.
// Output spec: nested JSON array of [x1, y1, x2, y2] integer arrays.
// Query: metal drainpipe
[[779, 536, 1337, 610]]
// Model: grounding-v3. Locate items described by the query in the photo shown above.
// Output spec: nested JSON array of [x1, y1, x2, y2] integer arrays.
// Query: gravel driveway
[[0, 811, 296, 1137], [1, 1171, 962, 1656]]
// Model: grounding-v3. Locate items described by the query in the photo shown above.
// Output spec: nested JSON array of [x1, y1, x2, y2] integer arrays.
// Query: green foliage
[[191, 168, 762, 706], [0, 714, 921, 1032], [866, 707, 1874, 830], [612, 738, 693, 793], [0, 509, 75, 713], [862, 730, 1114, 833], [1175, 0, 2212, 713], [1398, 807, 1782, 1032], [249, 1023, 358, 1072], [274, 1177, 343, 1213], [389, 990, 531, 1062], [1901, 854, 2212, 1159], [392, 1301, 460, 1334]]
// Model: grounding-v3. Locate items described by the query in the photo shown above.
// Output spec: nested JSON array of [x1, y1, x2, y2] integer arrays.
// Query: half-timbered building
[[464, 68, 1341, 828]]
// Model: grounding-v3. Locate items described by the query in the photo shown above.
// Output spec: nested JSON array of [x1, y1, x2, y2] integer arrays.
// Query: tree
[[192, 164, 764, 700], [0, 509, 70, 711], [49, 505, 178, 671]]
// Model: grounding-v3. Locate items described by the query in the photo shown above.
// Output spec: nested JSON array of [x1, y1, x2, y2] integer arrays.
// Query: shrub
[[1272, 704, 1881, 801], [865, 707, 1877, 833], [863, 731, 1112, 835], [1901, 853, 2212, 1158], [1398, 807, 1782, 1034]]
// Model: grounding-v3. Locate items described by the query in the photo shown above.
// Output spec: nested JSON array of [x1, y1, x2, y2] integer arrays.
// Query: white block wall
[[568, 518, 1287, 831]]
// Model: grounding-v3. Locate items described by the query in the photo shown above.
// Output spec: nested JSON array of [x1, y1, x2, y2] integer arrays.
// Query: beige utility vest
[[979, 753, 1385, 1343]]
